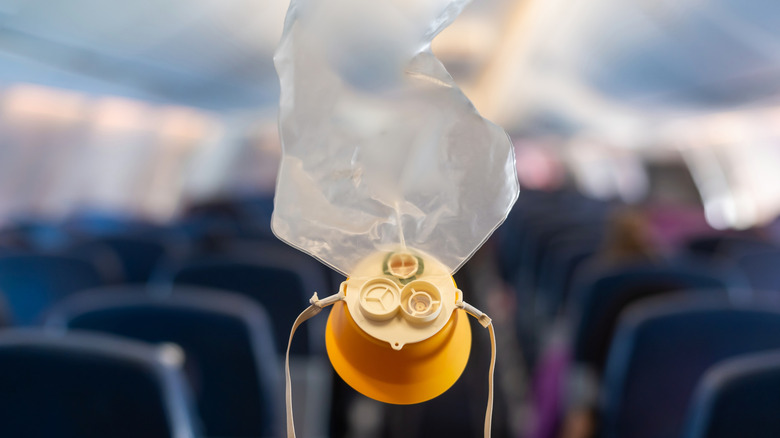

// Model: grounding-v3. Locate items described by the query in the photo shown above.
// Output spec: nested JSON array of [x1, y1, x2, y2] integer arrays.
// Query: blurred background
[[3, 0, 780, 437]]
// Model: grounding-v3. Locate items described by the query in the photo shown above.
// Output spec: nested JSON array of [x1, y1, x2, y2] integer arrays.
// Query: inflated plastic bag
[[272, 0, 519, 276]]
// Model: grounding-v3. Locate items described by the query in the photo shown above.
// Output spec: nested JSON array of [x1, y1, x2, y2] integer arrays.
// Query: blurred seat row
[[0, 195, 338, 438], [497, 190, 780, 438], [5, 189, 780, 438]]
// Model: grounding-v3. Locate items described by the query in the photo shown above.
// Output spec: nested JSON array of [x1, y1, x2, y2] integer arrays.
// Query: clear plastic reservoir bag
[[272, 0, 520, 276]]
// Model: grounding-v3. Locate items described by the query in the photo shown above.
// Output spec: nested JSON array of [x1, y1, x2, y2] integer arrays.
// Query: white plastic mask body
[[272, 0, 519, 276]]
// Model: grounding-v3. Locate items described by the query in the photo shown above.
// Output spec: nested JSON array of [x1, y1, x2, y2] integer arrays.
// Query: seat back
[[536, 233, 601, 319], [601, 294, 780, 438], [496, 191, 608, 283], [0, 221, 71, 251], [45, 288, 281, 438], [572, 263, 734, 375], [0, 254, 103, 324], [736, 249, 780, 292], [70, 236, 173, 283], [154, 244, 335, 436], [159, 250, 328, 355], [0, 330, 197, 438], [59, 241, 125, 284], [684, 350, 780, 438]]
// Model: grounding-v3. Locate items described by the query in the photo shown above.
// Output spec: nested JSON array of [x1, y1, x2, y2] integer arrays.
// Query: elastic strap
[[486, 323, 496, 437], [285, 291, 344, 438], [458, 300, 496, 438]]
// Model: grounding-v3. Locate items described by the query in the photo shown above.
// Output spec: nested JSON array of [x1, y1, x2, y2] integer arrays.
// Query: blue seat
[[572, 263, 736, 377], [157, 250, 329, 356], [503, 207, 603, 288], [684, 350, 780, 438], [685, 235, 731, 257], [601, 293, 780, 438], [69, 235, 175, 283], [45, 287, 281, 438], [496, 194, 579, 282], [63, 212, 161, 237], [179, 197, 275, 242], [205, 239, 346, 296], [0, 294, 14, 328], [0, 254, 104, 325], [0, 330, 197, 438], [684, 234, 774, 257], [536, 233, 601, 319], [168, 215, 244, 251], [0, 229, 28, 251], [0, 220, 71, 251], [154, 248, 335, 436], [736, 249, 780, 292], [517, 217, 605, 295], [705, 235, 777, 259], [59, 241, 125, 284]]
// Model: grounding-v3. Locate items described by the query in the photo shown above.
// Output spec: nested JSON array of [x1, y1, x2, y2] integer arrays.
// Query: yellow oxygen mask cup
[[284, 249, 497, 438], [326, 251, 471, 405]]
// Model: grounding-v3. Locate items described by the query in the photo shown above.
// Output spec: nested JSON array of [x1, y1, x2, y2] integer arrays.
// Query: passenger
[[560, 206, 660, 438], [595, 207, 658, 266], [569, 206, 661, 310], [529, 206, 661, 438]]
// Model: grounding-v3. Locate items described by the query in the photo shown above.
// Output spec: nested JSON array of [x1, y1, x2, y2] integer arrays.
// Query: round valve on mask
[[401, 280, 442, 324], [340, 250, 460, 350], [359, 278, 401, 321], [386, 252, 420, 279]]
